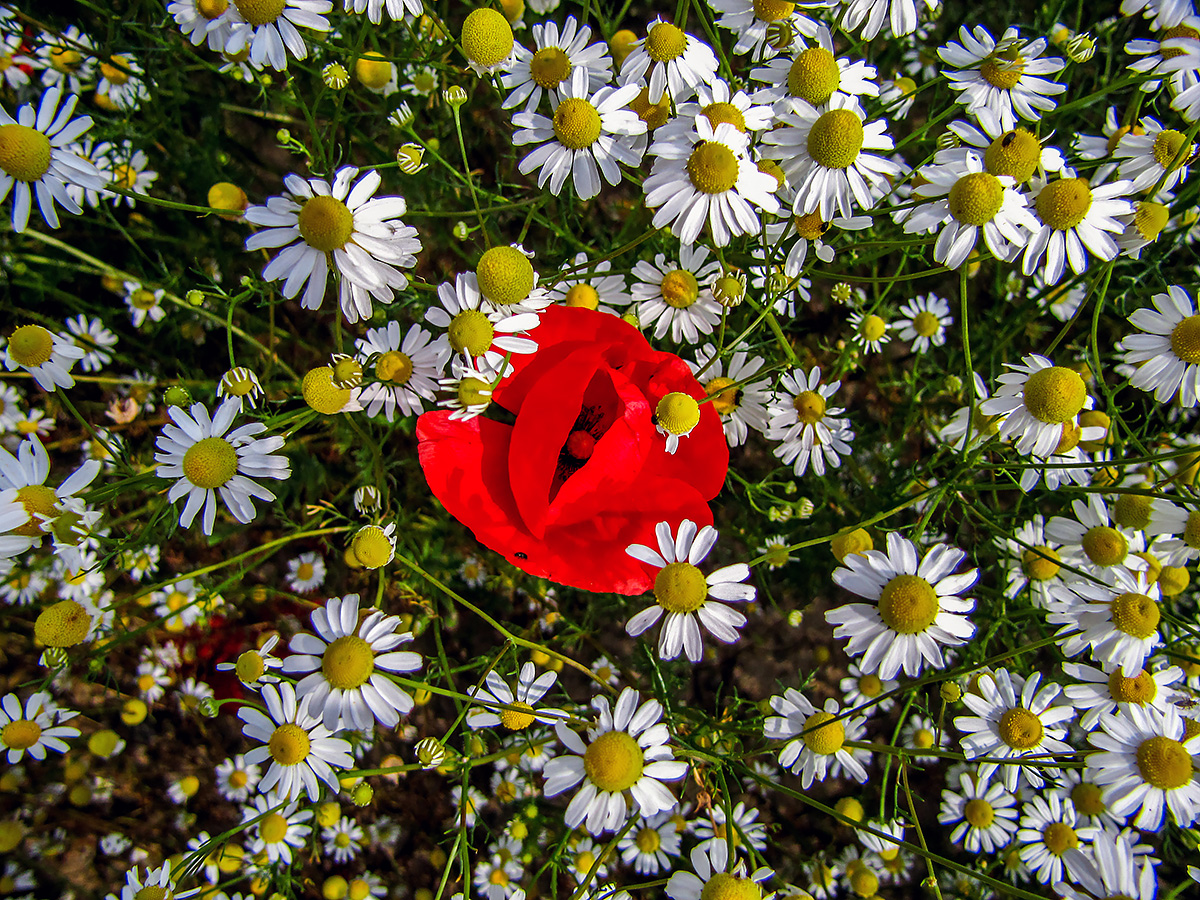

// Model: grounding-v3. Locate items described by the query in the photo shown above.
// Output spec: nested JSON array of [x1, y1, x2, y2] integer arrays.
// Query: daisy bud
[[41, 647, 70, 669], [351, 524, 396, 569], [443, 85, 468, 109], [351, 782, 373, 806], [121, 698, 148, 725], [1065, 33, 1096, 63], [207, 182, 247, 215], [830, 527, 872, 562], [354, 486, 381, 514], [712, 272, 746, 307], [415, 736, 446, 769], [836, 796, 865, 823], [330, 354, 363, 389], [396, 143, 426, 174], [186, 288, 205, 306], [163, 385, 191, 407], [197, 697, 219, 718], [940, 682, 963, 703], [276, 128, 291, 144], [936, 130, 960, 151], [322, 876, 349, 900], [609, 29, 637, 70], [453, 220, 470, 240], [322, 62, 349, 90], [460, 8, 513, 71]]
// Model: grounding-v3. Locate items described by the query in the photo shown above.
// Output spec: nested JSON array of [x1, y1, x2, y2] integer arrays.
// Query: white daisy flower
[[36, 27, 96, 95], [502, 16, 612, 113], [64, 315, 117, 373], [1113, 116, 1195, 193], [624, 519, 755, 663], [847, 310, 891, 353], [842, 0, 936, 39], [545, 252, 632, 314], [1125, 18, 1200, 93], [224, 0, 332, 71], [643, 117, 780, 247], [631, 243, 723, 343], [895, 294, 952, 352], [467, 661, 566, 731], [512, 68, 644, 201], [955, 668, 1075, 792], [655, 79, 775, 144], [95, 54, 150, 111], [980, 354, 1094, 457], [840, 663, 898, 715], [764, 690, 869, 788], [286, 551, 327, 592], [426, 274, 540, 371], [1000, 515, 1067, 608], [765, 366, 853, 477], [215, 753, 261, 802], [217, 634, 284, 686], [1056, 828, 1158, 900], [238, 681, 353, 801], [244, 166, 421, 323], [688, 344, 771, 447], [244, 794, 313, 864], [322, 814, 364, 863], [1022, 168, 1135, 285], [168, 0, 237, 51], [0, 691, 78, 763], [827, 532, 978, 680], [619, 19, 719, 102], [750, 25, 879, 108], [1046, 568, 1164, 674], [0, 84, 103, 233], [0, 435, 99, 554], [355, 321, 448, 421], [618, 810, 680, 875], [666, 841, 774, 900], [123, 281, 166, 327], [760, 93, 902, 218], [1086, 704, 1200, 830], [761, 211, 872, 275], [154, 399, 289, 535], [938, 769, 1019, 852], [707, 0, 821, 60], [282, 592, 422, 730], [939, 109, 1065, 185], [542, 687, 688, 835], [473, 841, 524, 899], [1064, 661, 1184, 730], [1122, 284, 1200, 407], [4, 323, 84, 393], [436, 360, 499, 422], [218, 367, 264, 410], [938, 26, 1067, 130], [900, 713, 945, 764], [1045, 494, 1148, 577]]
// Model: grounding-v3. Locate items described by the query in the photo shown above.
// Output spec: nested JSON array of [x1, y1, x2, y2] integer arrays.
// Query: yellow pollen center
[[1042, 822, 1078, 856], [298, 195, 354, 253], [133, 888, 168, 900], [375, 350, 413, 384], [1132, 201, 1169, 242], [8, 324, 55, 368], [788, 47, 840, 106], [0, 125, 52, 183], [552, 97, 602, 150], [1161, 24, 1200, 58], [297, 562, 315, 580], [461, 8, 514, 69], [877, 574, 939, 634], [323, 635, 375, 690], [705, 377, 740, 415], [859, 315, 887, 342], [131, 289, 158, 310], [1185, 510, 1200, 549], [806, 109, 864, 170], [100, 55, 132, 85], [963, 797, 995, 827], [34, 599, 90, 647], [980, 55, 1026, 90], [857, 674, 883, 697], [656, 392, 701, 436], [913, 728, 935, 749], [701, 873, 763, 900], [198, 0, 229, 17], [1036, 178, 1093, 230], [268, 723, 311, 765], [1136, 735, 1192, 789], [498, 700, 536, 730], [702, 102, 747, 133], [984, 129, 1041, 182], [687, 141, 740, 194], [793, 211, 827, 240], [457, 376, 491, 409], [1108, 669, 1157, 704], [230, 770, 249, 788], [792, 389, 826, 424], [1021, 366, 1087, 424], [998, 707, 1044, 750], [1, 720, 41, 751], [630, 87, 672, 130], [530, 47, 571, 89], [635, 827, 661, 853], [1070, 782, 1106, 816], [1109, 592, 1160, 638], [235, 650, 265, 683], [137, 674, 156, 691], [948, 171, 1005, 226], [477, 246, 535, 305], [660, 269, 699, 308], [912, 310, 940, 337], [259, 812, 289, 844], [447, 309, 496, 356], [356, 53, 393, 90], [1111, 494, 1154, 532], [753, 0, 795, 20], [489, 869, 509, 886], [801, 710, 845, 755], [647, 22, 687, 62], [1153, 129, 1190, 171], [1080, 526, 1127, 567], [563, 283, 599, 309], [1169, 315, 1200, 364], [583, 730, 644, 792], [848, 869, 878, 898], [50, 47, 83, 73], [335, 832, 352, 848], [234, 0, 285, 26], [654, 561, 708, 614], [1021, 546, 1061, 581], [182, 437, 238, 490], [1053, 421, 1081, 454], [14, 484, 58, 536]]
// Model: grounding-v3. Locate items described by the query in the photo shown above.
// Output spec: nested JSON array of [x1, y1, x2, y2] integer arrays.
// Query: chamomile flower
[[546, 252, 632, 314], [666, 841, 774, 900], [1125, 19, 1200, 92], [215, 754, 261, 802], [542, 687, 687, 834], [1122, 284, 1200, 407], [0, 691, 78, 763], [618, 810, 680, 875], [938, 770, 1019, 852], [762, 211, 872, 275], [286, 552, 326, 592], [643, 117, 780, 247], [940, 109, 1065, 185], [750, 25, 879, 107], [244, 794, 313, 864], [224, 0, 332, 71], [1064, 661, 1183, 730], [1086, 704, 1200, 830], [467, 662, 566, 731], [656, 79, 775, 143], [631, 243, 723, 343], [895, 294, 952, 352], [0, 435, 100, 552], [1045, 495, 1146, 577], [502, 16, 612, 113], [217, 634, 284, 687], [764, 691, 869, 788], [624, 519, 756, 663], [827, 532, 978, 680], [980, 355, 1094, 457], [840, 663, 898, 715], [1056, 829, 1158, 900], [218, 367, 263, 410], [124, 281, 166, 327], [0, 384, 22, 432], [282, 592, 422, 731], [512, 68, 645, 201], [900, 713, 945, 763], [6, 325, 84, 395], [1023, 169, 1135, 285], [436, 361, 498, 422], [1001, 515, 1067, 607], [238, 681, 353, 801], [707, 0, 820, 60], [169, 0, 236, 51], [36, 27, 96, 95], [154, 399, 290, 535], [760, 94, 902, 218], [95, 54, 149, 111], [355, 322, 447, 421], [1047, 569, 1164, 673], [847, 310, 891, 353], [106, 863, 198, 900], [619, 19, 719, 103], [1113, 117, 1195, 192], [245, 166, 421, 323], [689, 344, 771, 446], [938, 26, 1067, 130], [62, 315, 116, 374], [427, 275, 540, 373], [765, 366, 853, 478], [322, 814, 365, 863]]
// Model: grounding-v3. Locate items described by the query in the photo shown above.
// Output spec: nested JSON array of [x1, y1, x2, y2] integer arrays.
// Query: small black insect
[[514, 552, 528, 559], [1002, 131, 1018, 148]]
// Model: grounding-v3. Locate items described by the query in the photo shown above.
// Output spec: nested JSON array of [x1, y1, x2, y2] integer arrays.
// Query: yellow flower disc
[[298, 195, 355, 253], [1, 720, 41, 751], [660, 269, 699, 308], [498, 700, 536, 730], [1152, 129, 1189, 171], [646, 22, 687, 62], [792, 389, 826, 424], [806, 109, 864, 170], [654, 561, 708, 614], [583, 730, 644, 792], [0, 125, 52, 183], [552, 97, 602, 150], [997, 707, 1043, 750], [1109, 592, 1160, 638], [1036, 178, 1093, 231], [323, 635, 375, 690], [34, 600, 91, 647], [530, 47, 571, 89], [303, 366, 352, 414], [1081, 526, 1127, 567], [14, 484, 57, 537], [1108, 668, 1157, 704], [980, 54, 1025, 90], [1021, 546, 1061, 582], [477, 246, 535, 305], [375, 350, 413, 385], [1042, 822, 1078, 856], [355, 52, 393, 90], [1070, 782, 1106, 817], [800, 710, 845, 755], [687, 141, 740, 194], [877, 574, 939, 634], [182, 437, 238, 490], [268, 723, 311, 765], [352, 525, 393, 569], [1169, 315, 1200, 365], [700, 873, 763, 900], [447, 309, 496, 356], [948, 172, 1005, 226], [234, 0, 286, 26], [655, 392, 701, 436], [1135, 735, 1192, 789], [705, 377, 740, 415], [1021, 366, 1087, 424], [564, 283, 600, 309], [461, 8, 514, 69], [963, 797, 995, 827], [787, 47, 840, 106], [753, 0, 795, 20], [8, 325, 54, 369]]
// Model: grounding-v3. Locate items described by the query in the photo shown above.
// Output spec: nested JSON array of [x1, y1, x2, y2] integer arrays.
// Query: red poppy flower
[[417, 306, 728, 594]]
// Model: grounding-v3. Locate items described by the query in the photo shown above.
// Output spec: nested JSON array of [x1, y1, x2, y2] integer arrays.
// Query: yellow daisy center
[[14, 484, 57, 537], [654, 561, 708, 614], [375, 350, 413, 385], [963, 797, 994, 828], [259, 812, 289, 844], [912, 310, 940, 337], [198, 0, 229, 17], [583, 730, 644, 792], [130, 288, 159, 310], [801, 710, 845, 755], [856, 673, 883, 697], [8, 325, 55, 368], [268, 723, 311, 765], [552, 97, 602, 150], [948, 171, 1005, 226], [323, 635, 375, 690], [352, 526, 392, 569], [99, 55, 132, 85], [49, 46, 84, 74], [913, 728, 935, 749], [1169, 315, 1200, 365], [1042, 822, 1078, 856], [1132, 200, 1169, 243], [1036, 178, 1093, 231], [1109, 592, 1159, 638], [355, 52, 393, 90], [1108, 668, 1157, 704], [1136, 735, 1192, 789], [1021, 366, 1087, 424], [997, 707, 1044, 750], [0, 125, 52, 183], [630, 87, 672, 131], [1185, 510, 1200, 548], [461, 8, 514, 69], [1160, 24, 1200, 59], [701, 873, 763, 900], [661, 269, 700, 308], [878, 574, 939, 634], [457, 376, 492, 409], [788, 47, 840, 106], [298, 195, 354, 253], [793, 211, 827, 240], [980, 53, 1025, 90], [1111, 495, 1152, 531], [702, 101, 747, 133], [1070, 782, 1106, 817], [563, 283, 599, 309], [635, 826, 662, 853], [447, 309, 495, 356], [646, 22, 687, 63], [477, 246, 535, 305], [498, 700, 536, 731], [1081, 526, 1127, 567], [1151, 129, 1190, 170], [848, 869, 878, 898], [753, 0, 795, 20], [1021, 545, 1061, 581], [209, 181, 248, 212], [234, 0, 284, 26], [858, 314, 887, 342], [133, 887, 168, 900], [705, 377, 740, 415], [34, 599, 90, 647], [806, 109, 864, 170], [656, 392, 700, 436], [792, 389, 826, 424], [235, 649, 266, 684], [182, 437, 238, 490], [229, 769, 249, 788], [302, 366, 351, 414], [530, 47, 571, 89], [687, 141, 740, 194]]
